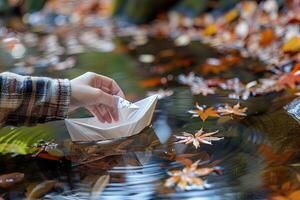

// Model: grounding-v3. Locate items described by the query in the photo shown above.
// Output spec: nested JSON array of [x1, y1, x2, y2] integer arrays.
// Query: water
[[0, 36, 299, 200]]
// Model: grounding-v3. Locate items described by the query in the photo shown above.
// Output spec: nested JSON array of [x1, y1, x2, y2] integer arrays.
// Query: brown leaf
[[26, 180, 57, 200], [0, 172, 24, 189]]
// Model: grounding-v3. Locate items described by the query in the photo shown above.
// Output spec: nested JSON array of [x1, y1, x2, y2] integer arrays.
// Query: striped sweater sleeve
[[0, 72, 71, 126]]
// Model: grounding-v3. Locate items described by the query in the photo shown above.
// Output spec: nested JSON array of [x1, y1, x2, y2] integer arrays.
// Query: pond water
[[0, 36, 299, 200]]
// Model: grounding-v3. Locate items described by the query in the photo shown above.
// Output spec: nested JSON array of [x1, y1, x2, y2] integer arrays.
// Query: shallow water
[[0, 37, 299, 200]]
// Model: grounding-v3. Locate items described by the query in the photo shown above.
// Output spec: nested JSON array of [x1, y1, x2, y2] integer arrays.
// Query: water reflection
[[0, 37, 299, 199]]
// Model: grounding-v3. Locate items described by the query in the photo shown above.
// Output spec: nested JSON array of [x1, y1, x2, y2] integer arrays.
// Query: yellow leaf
[[204, 24, 217, 36], [224, 9, 239, 23], [282, 36, 300, 53]]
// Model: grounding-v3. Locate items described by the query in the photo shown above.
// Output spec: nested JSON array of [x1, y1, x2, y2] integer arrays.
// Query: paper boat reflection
[[65, 95, 158, 142]]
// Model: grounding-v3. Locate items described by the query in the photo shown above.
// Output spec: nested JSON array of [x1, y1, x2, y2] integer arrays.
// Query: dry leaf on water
[[91, 175, 110, 200], [164, 160, 216, 190], [174, 128, 223, 149], [217, 103, 247, 117], [188, 103, 220, 121], [0, 172, 24, 189]]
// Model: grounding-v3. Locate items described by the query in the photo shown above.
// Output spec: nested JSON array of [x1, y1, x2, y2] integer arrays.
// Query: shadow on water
[[0, 37, 299, 200]]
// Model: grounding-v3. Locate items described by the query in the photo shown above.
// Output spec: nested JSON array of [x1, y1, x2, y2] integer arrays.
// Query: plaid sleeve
[[0, 72, 71, 126]]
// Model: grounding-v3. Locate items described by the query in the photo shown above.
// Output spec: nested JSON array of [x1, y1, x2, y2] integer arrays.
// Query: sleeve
[[0, 72, 71, 126]]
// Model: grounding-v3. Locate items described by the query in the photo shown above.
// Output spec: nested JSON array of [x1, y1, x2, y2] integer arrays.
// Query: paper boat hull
[[65, 95, 158, 142]]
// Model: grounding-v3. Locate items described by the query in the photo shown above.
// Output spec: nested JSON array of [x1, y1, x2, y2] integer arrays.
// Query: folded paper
[[114, 95, 139, 121], [65, 95, 158, 142]]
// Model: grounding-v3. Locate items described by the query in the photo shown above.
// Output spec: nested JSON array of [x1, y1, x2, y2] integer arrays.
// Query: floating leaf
[[0, 173, 24, 189], [188, 103, 220, 121], [217, 103, 247, 117], [174, 128, 223, 149]]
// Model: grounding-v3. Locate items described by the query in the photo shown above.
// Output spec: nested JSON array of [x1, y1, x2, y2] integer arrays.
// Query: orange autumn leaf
[[259, 144, 295, 166], [188, 103, 220, 121], [199, 62, 230, 74], [282, 36, 300, 53], [260, 28, 276, 46], [204, 24, 217, 36], [139, 77, 166, 88], [277, 63, 300, 89]]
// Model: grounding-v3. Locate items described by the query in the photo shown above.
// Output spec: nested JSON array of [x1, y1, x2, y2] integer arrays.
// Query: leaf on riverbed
[[224, 9, 240, 23], [188, 103, 220, 121], [0, 172, 24, 189], [90, 175, 110, 200], [259, 144, 295, 166], [217, 103, 247, 117], [164, 160, 216, 190], [26, 180, 59, 200], [174, 128, 223, 149]]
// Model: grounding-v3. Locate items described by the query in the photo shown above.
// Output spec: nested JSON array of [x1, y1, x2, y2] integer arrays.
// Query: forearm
[[0, 72, 71, 126]]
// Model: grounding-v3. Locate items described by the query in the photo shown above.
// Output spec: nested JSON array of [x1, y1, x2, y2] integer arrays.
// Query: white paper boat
[[65, 95, 158, 142]]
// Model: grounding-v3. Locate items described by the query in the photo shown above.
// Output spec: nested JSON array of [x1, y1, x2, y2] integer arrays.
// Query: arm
[[0, 72, 70, 126], [0, 71, 124, 126]]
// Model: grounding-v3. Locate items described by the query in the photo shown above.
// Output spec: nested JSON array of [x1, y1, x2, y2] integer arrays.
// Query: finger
[[92, 74, 125, 98], [99, 104, 112, 123], [87, 106, 105, 123], [96, 105, 110, 123], [102, 105, 113, 123]]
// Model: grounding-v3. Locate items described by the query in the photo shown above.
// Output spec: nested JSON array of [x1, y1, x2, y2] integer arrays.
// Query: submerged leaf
[[164, 160, 217, 190], [26, 180, 57, 200], [91, 175, 110, 199]]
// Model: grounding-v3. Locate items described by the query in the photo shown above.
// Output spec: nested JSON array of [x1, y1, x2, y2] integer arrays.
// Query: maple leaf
[[164, 160, 215, 190], [174, 128, 223, 149], [188, 103, 220, 121], [217, 103, 247, 117], [277, 63, 300, 89]]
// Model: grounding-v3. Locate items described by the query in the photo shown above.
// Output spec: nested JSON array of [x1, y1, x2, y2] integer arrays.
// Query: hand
[[70, 72, 125, 123]]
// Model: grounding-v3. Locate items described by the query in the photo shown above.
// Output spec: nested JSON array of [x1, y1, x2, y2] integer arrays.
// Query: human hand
[[70, 72, 125, 123]]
